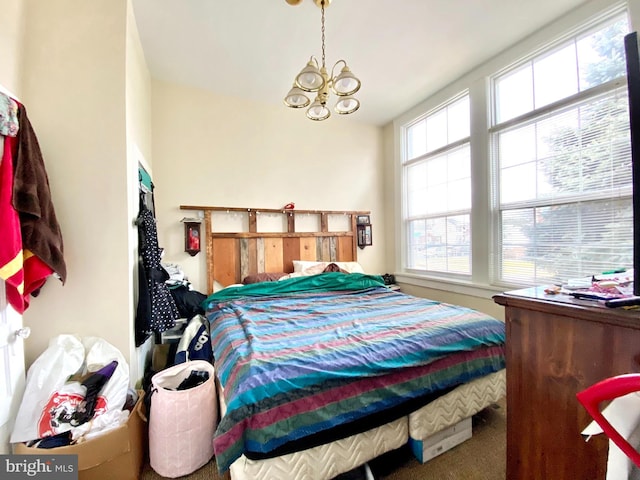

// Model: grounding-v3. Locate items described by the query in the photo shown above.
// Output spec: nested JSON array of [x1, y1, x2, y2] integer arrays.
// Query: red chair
[[577, 374, 640, 468]]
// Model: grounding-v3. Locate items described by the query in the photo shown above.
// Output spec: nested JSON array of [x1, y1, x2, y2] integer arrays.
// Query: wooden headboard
[[180, 205, 370, 293]]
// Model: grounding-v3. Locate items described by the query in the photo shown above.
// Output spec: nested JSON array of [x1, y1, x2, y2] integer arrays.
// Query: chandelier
[[284, 0, 361, 121]]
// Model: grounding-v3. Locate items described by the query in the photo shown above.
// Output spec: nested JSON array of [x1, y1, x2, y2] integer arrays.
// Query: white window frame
[[393, 0, 632, 298], [403, 92, 472, 279]]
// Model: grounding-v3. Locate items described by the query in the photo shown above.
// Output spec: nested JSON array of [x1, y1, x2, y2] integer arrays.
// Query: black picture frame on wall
[[356, 215, 370, 225], [357, 224, 372, 249]]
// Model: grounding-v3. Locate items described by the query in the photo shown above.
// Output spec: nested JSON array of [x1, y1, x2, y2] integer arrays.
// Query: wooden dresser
[[494, 287, 640, 480]]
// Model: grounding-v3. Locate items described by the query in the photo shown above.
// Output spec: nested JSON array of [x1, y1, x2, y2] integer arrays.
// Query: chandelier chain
[[321, 1, 326, 69]]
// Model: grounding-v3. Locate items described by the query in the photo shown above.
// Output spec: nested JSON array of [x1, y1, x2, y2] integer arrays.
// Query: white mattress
[[216, 368, 506, 480]]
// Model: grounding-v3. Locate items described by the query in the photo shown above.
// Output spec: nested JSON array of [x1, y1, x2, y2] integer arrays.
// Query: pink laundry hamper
[[149, 360, 217, 478]]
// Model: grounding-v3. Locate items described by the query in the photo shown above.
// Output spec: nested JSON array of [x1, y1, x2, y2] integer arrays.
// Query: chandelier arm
[[330, 59, 347, 81]]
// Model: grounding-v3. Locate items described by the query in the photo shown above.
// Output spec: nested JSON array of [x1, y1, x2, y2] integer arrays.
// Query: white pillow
[[213, 280, 244, 292], [292, 260, 365, 274]]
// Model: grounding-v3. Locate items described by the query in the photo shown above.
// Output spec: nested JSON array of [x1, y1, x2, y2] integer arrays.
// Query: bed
[[181, 205, 507, 480]]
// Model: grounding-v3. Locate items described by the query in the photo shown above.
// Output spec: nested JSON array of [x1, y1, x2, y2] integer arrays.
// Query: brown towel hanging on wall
[[12, 104, 66, 283]]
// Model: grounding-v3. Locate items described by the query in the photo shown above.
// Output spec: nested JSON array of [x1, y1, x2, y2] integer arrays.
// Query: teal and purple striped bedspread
[[204, 272, 505, 472]]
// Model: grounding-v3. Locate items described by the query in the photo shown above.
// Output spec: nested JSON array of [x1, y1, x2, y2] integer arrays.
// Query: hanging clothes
[[135, 193, 179, 335], [0, 135, 53, 313], [0, 97, 60, 313], [135, 253, 151, 346], [0, 95, 22, 305], [12, 103, 66, 283], [0, 92, 19, 136], [0, 134, 26, 310]]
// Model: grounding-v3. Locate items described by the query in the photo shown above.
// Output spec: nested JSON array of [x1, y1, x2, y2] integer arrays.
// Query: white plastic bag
[[11, 335, 130, 444], [10, 334, 84, 443]]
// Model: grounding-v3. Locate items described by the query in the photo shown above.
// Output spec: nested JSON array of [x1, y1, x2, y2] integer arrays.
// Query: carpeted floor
[[141, 398, 506, 480]]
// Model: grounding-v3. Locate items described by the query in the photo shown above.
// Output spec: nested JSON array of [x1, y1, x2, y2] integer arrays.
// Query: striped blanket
[[205, 273, 505, 472]]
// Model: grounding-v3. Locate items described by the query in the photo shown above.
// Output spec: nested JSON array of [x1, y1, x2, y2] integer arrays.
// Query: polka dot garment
[[137, 207, 179, 332]]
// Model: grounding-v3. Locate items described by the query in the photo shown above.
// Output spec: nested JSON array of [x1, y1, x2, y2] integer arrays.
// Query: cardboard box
[[13, 391, 147, 480], [409, 416, 472, 463]]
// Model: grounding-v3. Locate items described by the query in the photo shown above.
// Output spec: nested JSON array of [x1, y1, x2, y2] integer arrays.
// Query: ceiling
[[131, 0, 591, 127]]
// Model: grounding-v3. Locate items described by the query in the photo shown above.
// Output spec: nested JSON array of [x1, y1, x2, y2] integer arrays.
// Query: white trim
[[394, 273, 506, 300], [489, 77, 627, 133]]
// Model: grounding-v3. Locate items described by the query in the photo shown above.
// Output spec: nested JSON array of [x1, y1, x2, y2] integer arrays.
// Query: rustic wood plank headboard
[[180, 205, 370, 293]]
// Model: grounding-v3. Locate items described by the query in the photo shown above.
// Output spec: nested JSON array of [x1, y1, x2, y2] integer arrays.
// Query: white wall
[[125, 0, 154, 385], [630, 0, 640, 27], [0, 0, 24, 97], [382, 122, 396, 279], [151, 80, 387, 293], [19, 0, 132, 366]]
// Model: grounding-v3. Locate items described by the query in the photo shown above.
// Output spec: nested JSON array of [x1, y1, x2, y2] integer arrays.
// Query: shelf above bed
[[180, 205, 370, 216]]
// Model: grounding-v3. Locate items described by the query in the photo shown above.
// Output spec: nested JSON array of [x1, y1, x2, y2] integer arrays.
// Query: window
[[400, 8, 631, 288], [404, 94, 471, 275], [493, 14, 631, 285]]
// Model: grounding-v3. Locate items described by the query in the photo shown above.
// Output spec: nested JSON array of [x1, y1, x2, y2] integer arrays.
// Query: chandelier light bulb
[[300, 73, 322, 89], [306, 96, 331, 121], [295, 59, 325, 92], [284, 85, 311, 108], [333, 76, 358, 95], [335, 95, 360, 115], [331, 63, 361, 96]]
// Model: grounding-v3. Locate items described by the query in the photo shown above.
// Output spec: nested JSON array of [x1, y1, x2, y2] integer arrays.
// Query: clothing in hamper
[[205, 272, 506, 472], [149, 360, 217, 478]]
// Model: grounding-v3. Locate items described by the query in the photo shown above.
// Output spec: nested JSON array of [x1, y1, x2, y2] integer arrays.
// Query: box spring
[[217, 368, 506, 480]]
